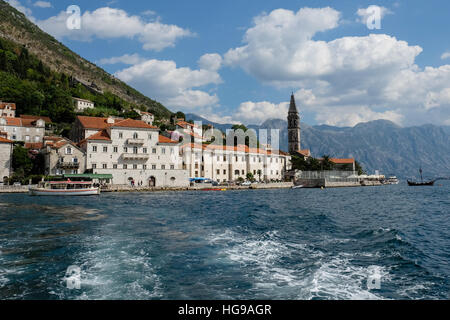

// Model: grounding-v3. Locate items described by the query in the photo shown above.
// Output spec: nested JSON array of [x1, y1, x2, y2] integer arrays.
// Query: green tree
[[321, 155, 335, 171], [12, 145, 33, 179], [246, 172, 255, 182]]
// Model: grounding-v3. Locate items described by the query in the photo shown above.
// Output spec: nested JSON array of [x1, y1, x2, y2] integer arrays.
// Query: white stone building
[[0, 135, 13, 181], [41, 136, 87, 176], [79, 118, 189, 187], [140, 112, 155, 126], [73, 98, 95, 112], [0, 117, 46, 143], [0, 102, 16, 118], [180, 143, 291, 182]]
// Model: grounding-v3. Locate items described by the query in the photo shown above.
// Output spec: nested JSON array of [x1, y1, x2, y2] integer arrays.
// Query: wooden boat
[[29, 181, 100, 196], [407, 168, 435, 186], [407, 180, 435, 186]]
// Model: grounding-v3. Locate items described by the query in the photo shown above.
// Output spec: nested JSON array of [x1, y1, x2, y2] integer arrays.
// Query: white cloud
[[356, 5, 393, 25], [115, 59, 222, 110], [33, 1, 52, 8], [441, 52, 450, 60], [223, 7, 450, 126], [198, 53, 223, 71], [99, 54, 145, 65], [37, 7, 193, 51], [233, 101, 289, 124], [6, 0, 33, 17]]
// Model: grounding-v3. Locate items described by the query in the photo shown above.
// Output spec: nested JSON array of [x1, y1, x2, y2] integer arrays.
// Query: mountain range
[[186, 113, 450, 179]]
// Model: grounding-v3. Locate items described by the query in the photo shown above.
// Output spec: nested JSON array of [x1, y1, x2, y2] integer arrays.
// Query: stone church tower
[[287, 93, 301, 154]]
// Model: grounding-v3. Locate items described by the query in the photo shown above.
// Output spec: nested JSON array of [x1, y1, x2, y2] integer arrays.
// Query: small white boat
[[292, 185, 304, 189], [385, 176, 400, 185], [29, 181, 100, 196]]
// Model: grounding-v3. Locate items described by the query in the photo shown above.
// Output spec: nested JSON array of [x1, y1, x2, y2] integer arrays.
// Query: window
[[217, 169, 220, 175], [113, 164, 118, 169], [223, 156, 226, 162], [242, 170, 245, 175], [92, 163, 97, 169], [235, 156, 238, 162], [161, 165, 166, 170], [124, 147, 128, 153], [133, 147, 138, 154], [152, 165, 156, 170], [103, 146, 108, 153], [133, 132, 138, 139], [92, 146, 97, 152], [143, 165, 147, 170], [103, 164, 108, 169], [66, 147, 72, 154], [133, 164, 138, 169], [119, 132, 123, 138], [25, 135, 30, 141], [170, 165, 174, 170], [143, 148, 147, 154], [152, 148, 157, 154], [223, 169, 226, 174], [73, 158, 78, 163], [113, 147, 118, 153], [162, 148, 166, 154], [123, 164, 128, 169], [235, 170, 239, 175], [217, 156, 220, 162], [148, 133, 152, 140], [171, 148, 174, 155]]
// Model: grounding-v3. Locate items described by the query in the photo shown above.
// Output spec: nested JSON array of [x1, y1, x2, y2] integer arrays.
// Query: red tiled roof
[[330, 158, 355, 164], [20, 115, 52, 123], [85, 130, 111, 142], [112, 118, 158, 129], [0, 117, 22, 126], [25, 142, 44, 150], [0, 102, 16, 110], [0, 136, 13, 143], [158, 135, 178, 144], [297, 149, 311, 157], [0, 117, 46, 127], [77, 116, 118, 129], [176, 121, 198, 129]]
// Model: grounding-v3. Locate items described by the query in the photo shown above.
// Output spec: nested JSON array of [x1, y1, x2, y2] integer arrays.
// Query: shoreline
[[0, 181, 391, 194]]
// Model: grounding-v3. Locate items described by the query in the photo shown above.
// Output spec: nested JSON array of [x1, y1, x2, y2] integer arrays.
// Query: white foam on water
[[208, 229, 393, 300]]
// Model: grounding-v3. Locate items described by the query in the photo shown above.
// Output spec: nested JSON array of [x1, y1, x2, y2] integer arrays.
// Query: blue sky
[[7, 0, 450, 127]]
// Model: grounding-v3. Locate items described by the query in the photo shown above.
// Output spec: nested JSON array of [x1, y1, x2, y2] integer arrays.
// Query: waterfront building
[[0, 135, 13, 181], [73, 97, 95, 112], [70, 115, 124, 143], [41, 136, 86, 176], [180, 143, 291, 182], [0, 102, 16, 118], [0, 116, 46, 143], [78, 118, 189, 187]]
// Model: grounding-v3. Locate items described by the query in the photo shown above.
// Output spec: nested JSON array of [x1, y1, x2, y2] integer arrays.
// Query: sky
[[5, 0, 450, 127]]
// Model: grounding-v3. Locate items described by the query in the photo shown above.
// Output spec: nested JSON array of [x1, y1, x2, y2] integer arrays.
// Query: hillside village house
[[73, 97, 95, 112], [0, 116, 47, 143], [181, 143, 291, 182], [0, 135, 13, 182], [139, 111, 155, 126], [41, 136, 86, 176], [0, 102, 16, 118], [77, 117, 189, 187]]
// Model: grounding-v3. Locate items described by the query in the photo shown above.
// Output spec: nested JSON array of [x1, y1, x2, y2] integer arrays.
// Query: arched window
[[133, 132, 138, 139]]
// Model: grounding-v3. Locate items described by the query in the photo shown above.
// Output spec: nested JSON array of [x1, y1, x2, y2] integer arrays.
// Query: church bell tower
[[288, 93, 301, 154]]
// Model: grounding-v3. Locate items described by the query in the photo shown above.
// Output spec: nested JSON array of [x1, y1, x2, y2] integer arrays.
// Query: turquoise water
[[0, 182, 449, 300]]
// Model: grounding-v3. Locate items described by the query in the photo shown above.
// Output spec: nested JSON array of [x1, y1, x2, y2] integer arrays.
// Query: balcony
[[122, 153, 149, 160], [57, 161, 80, 169], [126, 138, 144, 145]]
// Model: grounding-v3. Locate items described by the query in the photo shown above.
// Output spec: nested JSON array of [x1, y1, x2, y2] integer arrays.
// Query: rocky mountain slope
[[0, 0, 171, 118]]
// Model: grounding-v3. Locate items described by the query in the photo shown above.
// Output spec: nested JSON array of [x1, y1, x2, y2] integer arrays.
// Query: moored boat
[[407, 168, 435, 186], [29, 181, 100, 196]]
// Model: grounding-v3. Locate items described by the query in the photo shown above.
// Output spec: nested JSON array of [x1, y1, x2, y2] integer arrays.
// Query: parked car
[[13, 182, 22, 186], [241, 181, 252, 186]]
